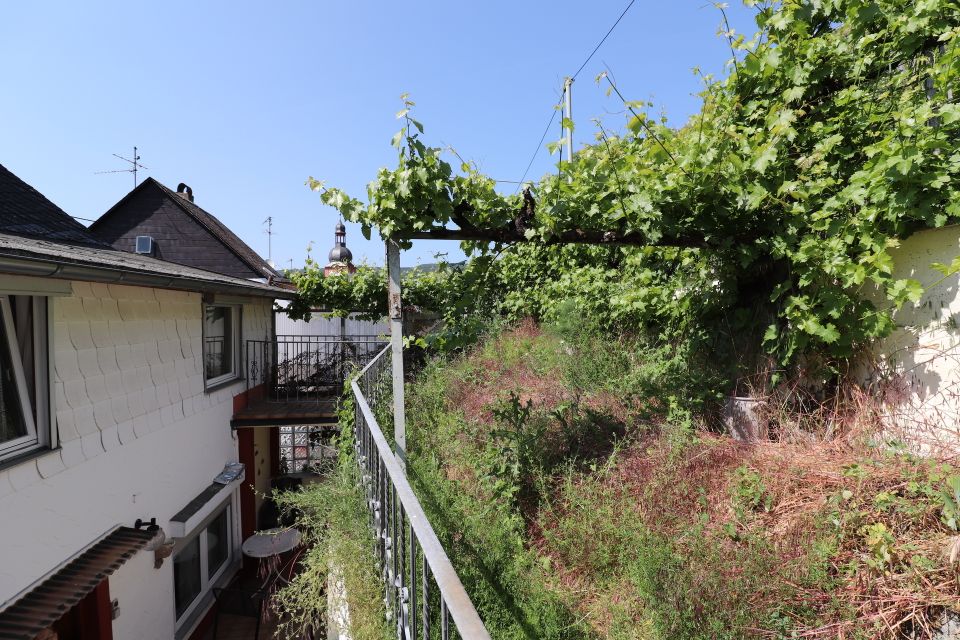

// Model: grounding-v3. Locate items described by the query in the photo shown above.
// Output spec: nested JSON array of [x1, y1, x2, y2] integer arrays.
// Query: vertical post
[[563, 76, 574, 177], [386, 239, 407, 464], [340, 314, 347, 385]]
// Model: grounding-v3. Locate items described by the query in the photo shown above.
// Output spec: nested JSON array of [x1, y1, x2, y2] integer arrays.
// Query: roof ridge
[[0, 163, 111, 248], [151, 180, 281, 279]]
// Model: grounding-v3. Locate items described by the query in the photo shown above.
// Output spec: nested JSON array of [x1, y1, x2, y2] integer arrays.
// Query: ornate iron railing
[[353, 345, 491, 640], [245, 335, 387, 402]]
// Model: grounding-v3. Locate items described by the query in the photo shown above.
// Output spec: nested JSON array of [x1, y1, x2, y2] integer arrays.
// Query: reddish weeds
[[533, 433, 959, 638], [425, 322, 960, 638]]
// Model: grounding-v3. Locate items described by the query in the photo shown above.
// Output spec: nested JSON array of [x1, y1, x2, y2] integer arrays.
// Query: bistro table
[[242, 528, 302, 585]]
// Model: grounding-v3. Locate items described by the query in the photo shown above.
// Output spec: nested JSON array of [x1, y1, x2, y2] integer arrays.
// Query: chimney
[[175, 183, 194, 203]]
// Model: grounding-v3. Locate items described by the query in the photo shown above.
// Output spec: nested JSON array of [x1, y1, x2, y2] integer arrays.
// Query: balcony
[[231, 335, 388, 428]]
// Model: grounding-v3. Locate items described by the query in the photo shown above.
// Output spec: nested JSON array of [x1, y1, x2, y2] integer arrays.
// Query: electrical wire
[[572, 0, 636, 81], [513, 0, 637, 190], [514, 98, 563, 193]]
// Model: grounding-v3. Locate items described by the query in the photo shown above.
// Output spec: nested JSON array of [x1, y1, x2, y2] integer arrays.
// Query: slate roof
[[91, 177, 283, 280], [0, 163, 107, 247], [0, 232, 293, 298], [0, 163, 291, 298]]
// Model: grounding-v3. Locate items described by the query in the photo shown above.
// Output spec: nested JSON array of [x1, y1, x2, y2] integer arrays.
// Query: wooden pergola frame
[[383, 217, 690, 464]]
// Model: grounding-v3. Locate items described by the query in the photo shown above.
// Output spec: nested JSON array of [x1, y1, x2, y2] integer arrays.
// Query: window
[[0, 295, 49, 463], [173, 503, 233, 625], [279, 425, 336, 474], [203, 305, 240, 387]]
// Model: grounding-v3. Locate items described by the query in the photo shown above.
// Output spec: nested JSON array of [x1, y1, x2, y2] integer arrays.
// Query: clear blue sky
[[0, 1, 757, 270]]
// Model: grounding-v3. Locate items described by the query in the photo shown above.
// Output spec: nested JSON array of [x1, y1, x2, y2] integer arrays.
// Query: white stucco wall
[[0, 281, 273, 639], [865, 225, 960, 455]]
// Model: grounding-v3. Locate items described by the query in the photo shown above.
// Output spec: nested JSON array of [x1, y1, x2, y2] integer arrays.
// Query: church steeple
[[324, 220, 356, 276]]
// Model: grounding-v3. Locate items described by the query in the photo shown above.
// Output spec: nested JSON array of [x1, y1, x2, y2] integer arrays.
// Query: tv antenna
[[96, 146, 148, 188], [264, 216, 274, 262]]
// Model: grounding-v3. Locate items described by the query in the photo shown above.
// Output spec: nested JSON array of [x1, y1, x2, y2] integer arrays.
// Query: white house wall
[[0, 281, 273, 639], [865, 225, 960, 455], [275, 310, 389, 337]]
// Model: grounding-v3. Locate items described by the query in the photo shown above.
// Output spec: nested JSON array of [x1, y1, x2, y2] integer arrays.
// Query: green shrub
[[273, 399, 391, 640]]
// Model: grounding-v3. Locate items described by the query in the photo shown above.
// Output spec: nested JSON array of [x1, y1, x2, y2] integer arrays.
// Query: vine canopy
[[301, 0, 960, 366]]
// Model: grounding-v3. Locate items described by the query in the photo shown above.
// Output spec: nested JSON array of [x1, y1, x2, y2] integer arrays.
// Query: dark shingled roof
[[0, 163, 107, 247], [0, 232, 293, 298], [0, 163, 291, 298], [91, 177, 282, 280]]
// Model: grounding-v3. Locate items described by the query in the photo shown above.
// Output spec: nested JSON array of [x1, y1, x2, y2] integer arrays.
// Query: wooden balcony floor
[[231, 397, 339, 428]]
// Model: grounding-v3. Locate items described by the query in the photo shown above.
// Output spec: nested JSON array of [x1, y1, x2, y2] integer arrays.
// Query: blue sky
[[0, 1, 758, 270]]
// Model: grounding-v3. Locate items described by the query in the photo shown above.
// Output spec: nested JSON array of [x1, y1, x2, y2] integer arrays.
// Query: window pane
[[173, 537, 201, 619], [204, 306, 233, 380], [206, 508, 230, 580], [9, 297, 35, 419], [0, 309, 27, 446]]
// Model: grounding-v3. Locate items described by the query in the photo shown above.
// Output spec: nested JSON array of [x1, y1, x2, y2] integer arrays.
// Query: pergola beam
[[399, 227, 707, 248]]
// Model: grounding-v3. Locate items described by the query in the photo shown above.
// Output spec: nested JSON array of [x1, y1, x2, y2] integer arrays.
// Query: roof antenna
[[95, 146, 148, 188], [263, 216, 274, 265]]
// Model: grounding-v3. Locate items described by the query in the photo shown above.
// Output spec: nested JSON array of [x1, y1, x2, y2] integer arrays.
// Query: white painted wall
[[0, 281, 273, 639], [275, 310, 389, 338], [864, 225, 960, 455]]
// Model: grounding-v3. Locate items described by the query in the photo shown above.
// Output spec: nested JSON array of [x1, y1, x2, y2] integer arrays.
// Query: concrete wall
[[0, 281, 273, 639], [865, 225, 960, 455]]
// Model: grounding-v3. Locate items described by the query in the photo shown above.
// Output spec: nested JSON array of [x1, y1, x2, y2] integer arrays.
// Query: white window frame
[[202, 304, 241, 388], [173, 500, 235, 628], [0, 295, 50, 462]]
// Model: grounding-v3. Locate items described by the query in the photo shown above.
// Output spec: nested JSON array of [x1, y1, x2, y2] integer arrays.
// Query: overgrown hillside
[[403, 321, 960, 639]]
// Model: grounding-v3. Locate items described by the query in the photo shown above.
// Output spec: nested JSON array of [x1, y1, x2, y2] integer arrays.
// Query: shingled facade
[[0, 164, 292, 640], [89, 178, 282, 282]]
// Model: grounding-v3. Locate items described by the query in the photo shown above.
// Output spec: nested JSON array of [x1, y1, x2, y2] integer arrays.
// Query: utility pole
[[563, 77, 574, 178]]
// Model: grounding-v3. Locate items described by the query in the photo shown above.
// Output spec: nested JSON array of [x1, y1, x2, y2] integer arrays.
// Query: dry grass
[[411, 321, 960, 639], [532, 431, 960, 638]]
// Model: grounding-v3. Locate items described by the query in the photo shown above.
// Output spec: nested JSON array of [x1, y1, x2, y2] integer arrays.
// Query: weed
[[731, 465, 772, 516], [940, 475, 960, 530], [398, 321, 960, 639]]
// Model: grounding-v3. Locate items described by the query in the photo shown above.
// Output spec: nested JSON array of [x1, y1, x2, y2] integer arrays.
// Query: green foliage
[[488, 393, 543, 507], [860, 522, 897, 573], [731, 465, 773, 516], [939, 474, 960, 530], [299, 0, 960, 375], [399, 323, 960, 638], [272, 394, 392, 640]]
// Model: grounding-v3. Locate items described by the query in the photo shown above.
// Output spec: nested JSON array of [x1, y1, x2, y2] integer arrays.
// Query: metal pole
[[340, 314, 346, 386], [386, 239, 407, 465], [563, 77, 574, 177]]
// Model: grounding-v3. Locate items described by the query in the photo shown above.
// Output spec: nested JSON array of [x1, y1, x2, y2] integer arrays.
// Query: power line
[[513, 99, 562, 193], [572, 0, 636, 81], [513, 0, 637, 190]]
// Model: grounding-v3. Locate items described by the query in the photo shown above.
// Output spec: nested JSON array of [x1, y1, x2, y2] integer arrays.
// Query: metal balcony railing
[[245, 335, 387, 402], [353, 345, 491, 640]]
